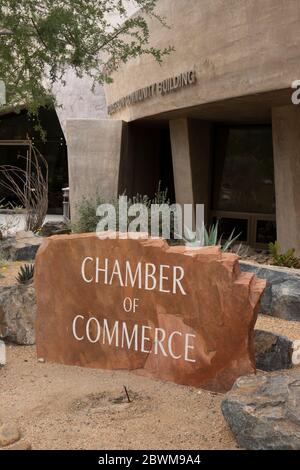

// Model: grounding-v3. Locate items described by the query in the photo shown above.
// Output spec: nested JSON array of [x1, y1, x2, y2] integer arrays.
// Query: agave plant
[[183, 222, 241, 252], [16, 264, 34, 285]]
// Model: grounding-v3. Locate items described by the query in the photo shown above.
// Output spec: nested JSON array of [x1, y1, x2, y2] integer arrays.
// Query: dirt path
[[0, 345, 237, 450]]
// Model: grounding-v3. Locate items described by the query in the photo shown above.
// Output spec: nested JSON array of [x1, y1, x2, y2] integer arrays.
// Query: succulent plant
[[16, 264, 34, 285], [183, 222, 241, 252]]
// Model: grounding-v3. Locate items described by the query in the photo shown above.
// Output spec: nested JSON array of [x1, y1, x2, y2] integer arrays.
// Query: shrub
[[269, 241, 300, 269], [72, 184, 174, 237], [16, 264, 34, 285]]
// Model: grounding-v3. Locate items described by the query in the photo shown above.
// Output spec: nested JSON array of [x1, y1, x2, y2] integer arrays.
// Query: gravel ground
[[256, 315, 300, 341], [0, 345, 237, 450], [0, 262, 24, 286], [1, 262, 300, 450]]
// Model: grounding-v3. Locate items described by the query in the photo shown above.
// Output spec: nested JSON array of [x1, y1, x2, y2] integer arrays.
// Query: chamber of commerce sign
[[35, 232, 265, 392], [107, 70, 196, 115]]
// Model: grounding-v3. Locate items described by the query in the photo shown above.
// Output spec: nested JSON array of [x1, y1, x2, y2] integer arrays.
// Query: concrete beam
[[170, 119, 194, 206], [66, 119, 124, 219], [272, 105, 300, 255], [170, 118, 212, 222]]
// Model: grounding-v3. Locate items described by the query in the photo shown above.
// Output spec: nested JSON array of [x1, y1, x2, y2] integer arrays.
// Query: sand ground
[[0, 345, 237, 450], [1, 262, 300, 450]]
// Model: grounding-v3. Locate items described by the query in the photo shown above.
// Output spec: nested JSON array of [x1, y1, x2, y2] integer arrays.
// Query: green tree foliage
[[0, 0, 171, 114]]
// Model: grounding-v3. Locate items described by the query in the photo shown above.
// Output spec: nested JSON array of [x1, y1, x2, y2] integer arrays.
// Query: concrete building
[[66, 0, 300, 253]]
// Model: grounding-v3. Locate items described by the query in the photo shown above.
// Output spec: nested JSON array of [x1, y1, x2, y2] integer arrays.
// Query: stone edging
[[240, 261, 300, 321]]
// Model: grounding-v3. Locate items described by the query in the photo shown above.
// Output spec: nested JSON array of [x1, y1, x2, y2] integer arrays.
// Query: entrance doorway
[[118, 121, 175, 202], [211, 125, 276, 247]]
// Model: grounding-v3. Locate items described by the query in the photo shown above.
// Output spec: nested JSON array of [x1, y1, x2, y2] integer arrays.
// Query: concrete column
[[66, 119, 125, 219], [272, 105, 300, 255], [170, 118, 212, 222]]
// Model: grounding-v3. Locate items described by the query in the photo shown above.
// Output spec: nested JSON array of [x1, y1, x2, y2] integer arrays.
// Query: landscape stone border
[[254, 330, 293, 371], [240, 261, 300, 321], [221, 371, 300, 450], [0, 284, 36, 345]]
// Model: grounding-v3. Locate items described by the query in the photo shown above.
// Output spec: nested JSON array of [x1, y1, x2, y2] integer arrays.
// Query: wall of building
[[52, 71, 108, 137], [272, 105, 300, 255], [66, 119, 125, 218], [55, 1, 139, 135], [105, 0, 300, 122]]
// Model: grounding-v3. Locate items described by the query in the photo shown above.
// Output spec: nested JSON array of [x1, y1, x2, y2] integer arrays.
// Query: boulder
[[1, 439, 31, 450], [0, 340, 6, 366], [222, 371, 300, 450], [254, 330, 293, 371], [0, 284, 36, 345], [293, 340, 300, 365], [0, 231, 43, 261], [0, 418, 20, 447], [12, 231, 43, 261], [35, 233, 266, 392], [40, 221, 70, 237], [240, 261, 300, 321]]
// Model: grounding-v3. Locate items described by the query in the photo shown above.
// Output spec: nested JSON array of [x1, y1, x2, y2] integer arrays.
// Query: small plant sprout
[[269, 242, 300, 269]]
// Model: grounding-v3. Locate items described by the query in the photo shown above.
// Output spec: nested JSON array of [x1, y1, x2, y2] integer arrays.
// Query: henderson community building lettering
[[107, 70, 196, 115]]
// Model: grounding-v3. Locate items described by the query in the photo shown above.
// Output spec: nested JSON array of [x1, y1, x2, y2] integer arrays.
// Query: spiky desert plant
[[16, 264, 34, 285], [183, 222, 241, 252]]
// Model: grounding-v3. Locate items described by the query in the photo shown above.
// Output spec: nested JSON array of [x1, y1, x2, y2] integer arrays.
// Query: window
[[213, 126, 275, 214], [211, 125, 276, 247]]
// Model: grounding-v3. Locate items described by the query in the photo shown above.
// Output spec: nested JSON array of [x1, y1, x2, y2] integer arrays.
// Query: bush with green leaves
[[16, 264, 35, 285], [72, 185, 174, 237], [269, 241, 300, 269]]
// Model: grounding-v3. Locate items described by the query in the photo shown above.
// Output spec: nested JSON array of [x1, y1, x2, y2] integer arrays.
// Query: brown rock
[[1, 439, 31, 451], [35, 233, 266, 392], [0, 422, 20, 447]]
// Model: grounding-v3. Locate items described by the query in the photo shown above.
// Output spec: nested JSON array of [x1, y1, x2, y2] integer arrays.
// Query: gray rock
[[240, 261, 300, 321], [0, 236, 14, 258], [12, 231, 43, 261], [221, 371, 300, 450], [0, 284, 36, 345], [0, 231, 43, 261], [254, 330, 293, 371], [40, 221, 70, 237], [0, 339, 6, 365]]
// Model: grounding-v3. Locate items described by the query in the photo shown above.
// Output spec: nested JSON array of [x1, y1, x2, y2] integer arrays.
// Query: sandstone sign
[[35, 233, 266, 392]]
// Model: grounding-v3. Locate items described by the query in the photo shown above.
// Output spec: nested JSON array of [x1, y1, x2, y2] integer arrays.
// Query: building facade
[[66, 0, 300, 253]]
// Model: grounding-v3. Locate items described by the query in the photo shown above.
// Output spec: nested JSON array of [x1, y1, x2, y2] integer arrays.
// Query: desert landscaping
[[1, 228, 300, 450], [2, 0, 300, 457]]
